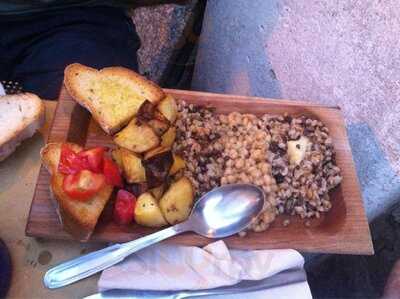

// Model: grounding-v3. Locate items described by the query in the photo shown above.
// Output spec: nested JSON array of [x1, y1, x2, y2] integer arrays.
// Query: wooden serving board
[[26, 87, 373, 255]]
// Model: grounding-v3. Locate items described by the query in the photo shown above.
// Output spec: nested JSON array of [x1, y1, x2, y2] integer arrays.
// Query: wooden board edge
[[331, 110, 374, 254], [164, 88, 342, 110], [25, 165, 47, 237]]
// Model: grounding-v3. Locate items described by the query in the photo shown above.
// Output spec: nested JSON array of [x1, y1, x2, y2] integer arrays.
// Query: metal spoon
[[43, 184, 265, 289]]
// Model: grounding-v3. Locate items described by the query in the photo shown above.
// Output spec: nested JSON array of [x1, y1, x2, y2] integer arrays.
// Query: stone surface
[[192, 0, 400, 221], [130, 1, 198, 82]]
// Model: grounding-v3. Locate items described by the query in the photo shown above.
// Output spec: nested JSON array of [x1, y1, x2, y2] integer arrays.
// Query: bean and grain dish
[[173, 101, 342, 235]]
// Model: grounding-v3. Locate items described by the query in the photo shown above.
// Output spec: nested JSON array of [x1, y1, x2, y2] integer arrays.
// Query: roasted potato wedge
[[135, 192, 167, 227], [154, 109, 169, 123], [114, 117, 159, 153], [143, 146, 173, 188], [157, 95, 178, 124], [111, 148, 124, 170], [120, 149, 146, 183], [159, 177, 194, 225], [161, 127, 176, 148], [169, 154, 186, 175], [148, 119, 170, 136], [149, 184, 165, 200], [144, 146, 170, 160]]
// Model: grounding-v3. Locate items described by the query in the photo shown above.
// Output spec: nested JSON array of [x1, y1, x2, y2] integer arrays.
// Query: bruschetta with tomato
[[40, 142, 122, 241]]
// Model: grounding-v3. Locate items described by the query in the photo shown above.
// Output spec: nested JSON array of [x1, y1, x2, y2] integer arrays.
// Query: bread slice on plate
[[41, 143, 113, 241], [0, 93, 45, 162], [64, 63, 165, 135]]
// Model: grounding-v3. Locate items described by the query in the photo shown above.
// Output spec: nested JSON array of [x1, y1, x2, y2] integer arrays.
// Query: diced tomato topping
[[78, 147, 106, 173], [63, 170, 105, 200], [103, 157, 122, 187], [58, 144, 90, 175], [113, 189, 136, 225]]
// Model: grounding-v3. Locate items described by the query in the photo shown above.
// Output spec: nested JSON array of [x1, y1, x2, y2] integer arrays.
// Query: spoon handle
[[43, 223, 189, 289]]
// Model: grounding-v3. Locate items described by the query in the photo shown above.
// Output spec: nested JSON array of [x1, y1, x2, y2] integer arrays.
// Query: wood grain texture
[[26, 87, 373, 255]]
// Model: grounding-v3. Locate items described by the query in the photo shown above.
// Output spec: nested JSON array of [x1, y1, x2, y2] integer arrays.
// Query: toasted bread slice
[[40, 142, 83, 174], [41, 142, 113, 241], [0, 93, 45, 162], [64, 63, 165, 135]]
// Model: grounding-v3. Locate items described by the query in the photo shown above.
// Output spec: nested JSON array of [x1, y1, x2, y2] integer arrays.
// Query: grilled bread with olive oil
[[41, 142, 113, 241], [64, 63, 165, 135]]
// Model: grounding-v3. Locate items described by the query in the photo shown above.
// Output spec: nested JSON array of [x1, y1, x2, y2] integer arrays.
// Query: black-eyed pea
[[263, 210, 275, 223], [224, 167, 233, 175], [221, 177, 228, 185], [239, 148, 248, 157], [252, 149, 263, 161], [226, 159, 234, 167], [252, 169, 262, 179], [235, 159, 245, 169], [219, 114, 228, 124], [255, 131, 265, 140], [268, 195, 278, 206], [229, 149, 238, 159], [263, 175, 271, 185], [227, 175, 236, 184], [253, 225, 262, 232], [242, 176, 251, 184], [257, 179, 265, 186], [235, 142, 242, 149], [239, 171, 248, 181], [262, 185, 271, 193], [247, 166, 257, 174], [227, 113, 235, 124], [259, 162, 270, 173]]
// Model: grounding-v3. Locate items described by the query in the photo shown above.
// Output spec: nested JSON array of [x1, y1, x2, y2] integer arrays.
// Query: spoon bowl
[[188, 184, 265, 238], [44, 184, 265, 289]]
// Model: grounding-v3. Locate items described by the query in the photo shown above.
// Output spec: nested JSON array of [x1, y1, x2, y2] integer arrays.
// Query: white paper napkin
[[0, 82, 5, 96], [98, 241, 312, 298]]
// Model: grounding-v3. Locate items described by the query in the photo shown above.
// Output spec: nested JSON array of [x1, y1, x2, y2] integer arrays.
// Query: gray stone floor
[[192, 1, 400, 297]]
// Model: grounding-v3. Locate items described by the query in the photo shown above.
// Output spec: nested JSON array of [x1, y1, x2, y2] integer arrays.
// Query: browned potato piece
[[144, 146, 169, 160], [154, 109, 169, 123], [137, 100, 155, 121], [149, 184, 165, 200], [137, 99, 170, 140], [143, 146, 173, 188], [161, 127, 176, 148], [169, 154, 186, 175], [114, 117, 159, 153], [127, 182, 149, 197], [135, 192, 167, 227], [148, 119, 169, 136], [111, 148, 124, 170], [157, 95, 178, 124], [159, 177, 194, 225], [120, 149, 146, 183]]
